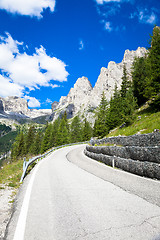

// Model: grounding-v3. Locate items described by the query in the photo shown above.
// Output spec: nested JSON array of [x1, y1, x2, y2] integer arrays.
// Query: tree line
[[11, 114, 92, 161]]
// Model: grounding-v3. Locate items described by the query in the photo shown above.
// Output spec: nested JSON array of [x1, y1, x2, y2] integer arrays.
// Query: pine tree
[[94, 92, 108, 137], [145, 26, 160, 98], [132, 56, 148, 106], [49, 119, 60, 148], [93, 119, 99, 137], [120, 64, 130, 99], [121, 87, 137, 125], [82, 119, 92, 141], [30, 131, 43, 155], [107, 85, 123, 130], [57, 118, 69, 146], [41, 124, 52, 154], [70, 116, 82, 143], [25, 126, 35, 154], [11, 131, 25, 160]]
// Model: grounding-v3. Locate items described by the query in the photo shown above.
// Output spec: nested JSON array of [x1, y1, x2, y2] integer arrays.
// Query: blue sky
[[0, 0, 159, 109]]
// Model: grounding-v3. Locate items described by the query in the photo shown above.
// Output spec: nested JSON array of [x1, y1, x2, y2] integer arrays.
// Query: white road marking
[[13, 160, 43, 240]]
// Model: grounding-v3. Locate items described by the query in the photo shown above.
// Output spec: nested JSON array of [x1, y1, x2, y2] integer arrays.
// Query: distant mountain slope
[[0, 96, 52, 125]]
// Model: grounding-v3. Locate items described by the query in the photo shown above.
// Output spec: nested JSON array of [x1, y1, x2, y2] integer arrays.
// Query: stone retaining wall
[[85, 132, 160, 180]]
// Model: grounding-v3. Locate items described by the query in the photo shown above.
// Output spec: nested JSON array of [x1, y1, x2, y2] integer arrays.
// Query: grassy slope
[[107, 108, 160, 137], [0, 159, 23, 189]]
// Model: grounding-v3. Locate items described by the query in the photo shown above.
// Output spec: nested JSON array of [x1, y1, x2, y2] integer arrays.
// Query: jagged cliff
[[52, 47, 147, 122]]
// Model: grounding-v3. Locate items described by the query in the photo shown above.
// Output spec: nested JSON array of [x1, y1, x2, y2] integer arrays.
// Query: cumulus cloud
[[0, 33, 69, 99], [24, 96, 41, 108], [0, 0, 56, 18]]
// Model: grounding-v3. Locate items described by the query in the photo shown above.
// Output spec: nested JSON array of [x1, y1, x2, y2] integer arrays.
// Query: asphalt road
[[5, 144, 160, 240]]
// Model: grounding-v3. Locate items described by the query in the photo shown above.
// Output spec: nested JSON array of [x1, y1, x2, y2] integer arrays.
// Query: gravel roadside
[[0, 185, 15, 240]]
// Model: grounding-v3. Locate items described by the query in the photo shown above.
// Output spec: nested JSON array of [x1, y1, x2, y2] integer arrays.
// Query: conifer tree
[[132, 56, 148, 106], [70, 116, 82, 143], [11, 131, 25, 160], [145, 26, 160, 98], [107, 85, 122, 130], [48, 119, 60, 148], [57, 118, 69, 145], [82, 119, 92, 141], [121, 87, 137, 125], [31, 131, 43, 155], [120, 64, 130, 99], [25, 126, 35, 154], [94, 92, 108, 137], [93, 119, 99, 137], [41, 124, 52, 154]]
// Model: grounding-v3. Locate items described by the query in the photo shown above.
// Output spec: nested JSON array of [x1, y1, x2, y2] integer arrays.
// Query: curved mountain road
[[5, 144, 160, 240]]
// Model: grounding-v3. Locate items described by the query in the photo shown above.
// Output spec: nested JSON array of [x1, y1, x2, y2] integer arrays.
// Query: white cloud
[[36, 46, 68, 82], [0, 75, 24, 98], [0, 33, 69, 99], [138, 10, 156, 24], [96, 0, 120, 4], [131, 9, 157, 25], [46, 98, 52, 104], [50, 84, 60, 88], [146, 13, 156, 24], [0, 0, 56, 18], [24, 96, 41, 108], [104, 21, 112, 32], [79, 40, 84, 50]]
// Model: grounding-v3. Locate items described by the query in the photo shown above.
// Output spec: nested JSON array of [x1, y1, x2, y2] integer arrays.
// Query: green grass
[[0, 159, 23, 188], [107, 110, 160, 137]]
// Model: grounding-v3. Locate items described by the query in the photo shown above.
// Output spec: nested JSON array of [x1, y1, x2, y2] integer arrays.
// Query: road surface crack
[[73, 215, 160, 239]]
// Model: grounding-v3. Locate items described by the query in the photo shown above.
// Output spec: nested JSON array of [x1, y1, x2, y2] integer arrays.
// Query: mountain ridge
[[0, 46, 147, 125]]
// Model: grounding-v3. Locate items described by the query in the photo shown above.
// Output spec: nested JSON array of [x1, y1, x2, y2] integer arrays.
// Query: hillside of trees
[[11, 114, 93, 161], [10, 26, 160, 161]]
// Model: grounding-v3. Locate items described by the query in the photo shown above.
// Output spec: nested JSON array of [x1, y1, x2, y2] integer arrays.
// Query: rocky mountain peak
[[74, 76, 92, 89], [51, 46, 147, 123]]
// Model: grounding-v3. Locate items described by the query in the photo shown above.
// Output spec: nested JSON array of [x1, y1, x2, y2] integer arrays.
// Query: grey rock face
[[52, 76, 93, 120], [0, 98, 4, 113], [3, 96, 29, 115]]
